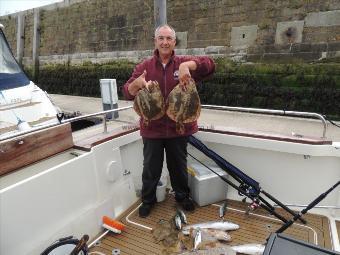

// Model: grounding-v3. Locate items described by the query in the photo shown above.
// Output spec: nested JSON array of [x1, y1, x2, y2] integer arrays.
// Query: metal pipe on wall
[[154, 0, 167, 29]]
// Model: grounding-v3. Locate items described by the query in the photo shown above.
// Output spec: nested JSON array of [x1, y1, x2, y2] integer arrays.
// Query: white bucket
[[156, 180, 167, 202]]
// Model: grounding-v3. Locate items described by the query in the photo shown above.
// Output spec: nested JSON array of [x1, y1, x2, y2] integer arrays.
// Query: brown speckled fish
[[133, 81, 165, 126], [166, 79, 201, 134]]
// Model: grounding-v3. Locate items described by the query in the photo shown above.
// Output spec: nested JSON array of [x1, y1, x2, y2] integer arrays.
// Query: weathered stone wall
[[38, 0, 154, 56], [1, 0, 340, 65], [1, 16, 16, 54], [168, 0, 340, 47]]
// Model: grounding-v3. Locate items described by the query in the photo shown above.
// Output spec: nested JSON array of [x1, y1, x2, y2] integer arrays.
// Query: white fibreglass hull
[[1, 130, 339, 254]]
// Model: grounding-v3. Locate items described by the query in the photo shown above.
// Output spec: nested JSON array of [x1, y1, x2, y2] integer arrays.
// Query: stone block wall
[[0, 16, 16, 54], [0, 0, 340, 65], [37, 0, 154, 56]]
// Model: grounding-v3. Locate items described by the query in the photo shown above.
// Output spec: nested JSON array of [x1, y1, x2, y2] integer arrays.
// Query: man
[[123, 24, 215, 217]]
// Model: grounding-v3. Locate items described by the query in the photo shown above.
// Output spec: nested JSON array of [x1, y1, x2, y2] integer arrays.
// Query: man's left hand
[[178, 61, 197, 91]]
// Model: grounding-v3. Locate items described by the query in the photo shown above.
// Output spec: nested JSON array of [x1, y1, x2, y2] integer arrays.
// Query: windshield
[[0, 29, 30, 90]]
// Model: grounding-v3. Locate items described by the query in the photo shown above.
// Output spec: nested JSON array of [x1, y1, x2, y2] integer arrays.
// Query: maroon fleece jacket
[[123, 49, 215, 138]]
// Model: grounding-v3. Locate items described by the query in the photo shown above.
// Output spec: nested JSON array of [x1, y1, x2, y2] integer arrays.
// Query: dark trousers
[[142, 136, 190, 204]]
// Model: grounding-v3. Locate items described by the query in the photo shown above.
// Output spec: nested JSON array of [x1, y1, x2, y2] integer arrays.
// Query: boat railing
[[0, 104, 328, 142], [0, 106, 133, 142], [201, 105, 327, 139]]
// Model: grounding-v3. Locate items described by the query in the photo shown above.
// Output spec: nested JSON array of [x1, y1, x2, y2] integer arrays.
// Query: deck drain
[[93, 240, 101, 246], [266, 224, 272, 231], [112, 248, 120, 255]]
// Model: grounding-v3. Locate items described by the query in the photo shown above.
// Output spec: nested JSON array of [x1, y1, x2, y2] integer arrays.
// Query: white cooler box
[[188, 163, 228, 206]]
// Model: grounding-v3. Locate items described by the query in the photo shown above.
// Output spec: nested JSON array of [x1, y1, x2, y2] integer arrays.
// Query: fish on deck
[[182, 221, 239, 235]]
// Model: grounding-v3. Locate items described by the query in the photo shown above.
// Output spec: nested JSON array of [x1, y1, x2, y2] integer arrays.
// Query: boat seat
[[73, 124, 139, 151], [0, 123, 74, 176]]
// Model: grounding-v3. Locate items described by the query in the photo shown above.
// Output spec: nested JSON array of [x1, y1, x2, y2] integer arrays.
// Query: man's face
[[154, 27, 176, 57]]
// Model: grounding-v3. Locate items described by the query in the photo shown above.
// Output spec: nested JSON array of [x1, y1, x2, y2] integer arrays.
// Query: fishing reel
[[238, 183, 250, 197], [245, 198, 260, 215]]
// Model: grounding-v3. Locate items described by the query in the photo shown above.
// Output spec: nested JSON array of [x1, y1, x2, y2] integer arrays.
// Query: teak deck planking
[[89, 196, 333, 255]]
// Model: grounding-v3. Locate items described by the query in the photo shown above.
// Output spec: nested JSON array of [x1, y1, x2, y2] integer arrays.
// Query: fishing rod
[[188, 152, 289, 223], [276, 181, 340, 233], [187, 135, 307, 224]]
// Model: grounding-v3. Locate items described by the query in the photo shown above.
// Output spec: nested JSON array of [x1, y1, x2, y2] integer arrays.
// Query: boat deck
[[89, 195, 332, 255]]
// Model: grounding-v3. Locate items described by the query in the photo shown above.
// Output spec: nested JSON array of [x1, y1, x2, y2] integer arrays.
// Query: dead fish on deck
[[231, 243, 265, 255], [186, 228, 232, 250], [219, 201, 227, 219], [201, 229, 232, 242], [174, 214, 182, 230], [162, 232, 179, 247], [193, 228, 202, 250], [182, 221, 239, 235], [151, 219, 174, 243], [179, 246, 236, 255], [177, 208, 188, 224]]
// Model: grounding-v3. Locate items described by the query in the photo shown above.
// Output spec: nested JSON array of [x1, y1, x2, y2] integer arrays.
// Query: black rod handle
[[276, 181, 340, 233], [262, 190, 307, 224]]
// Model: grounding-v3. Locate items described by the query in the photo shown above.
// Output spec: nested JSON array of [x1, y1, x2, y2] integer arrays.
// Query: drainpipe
[[16, 12, 25, 65], [32, 8, 40, 82], [154, 0, 167, 29]]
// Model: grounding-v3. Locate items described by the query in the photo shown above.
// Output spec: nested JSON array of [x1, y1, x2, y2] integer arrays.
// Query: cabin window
[[0, 30, 30, 90]]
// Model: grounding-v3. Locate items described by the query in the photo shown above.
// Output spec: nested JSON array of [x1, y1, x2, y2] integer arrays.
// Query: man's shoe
[[179, 197, 195, 211], [139, 203, 153, 218]]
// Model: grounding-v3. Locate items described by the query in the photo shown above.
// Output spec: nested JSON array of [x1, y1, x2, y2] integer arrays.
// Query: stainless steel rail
[[0, 106, 133, 142], [202, 105, 327, 138], [62, 105, 133, 134], [1, 104, 328, 141]]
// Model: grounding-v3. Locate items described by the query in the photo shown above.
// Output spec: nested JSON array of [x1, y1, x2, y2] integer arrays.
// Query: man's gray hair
[[154, 24, 176, 39]]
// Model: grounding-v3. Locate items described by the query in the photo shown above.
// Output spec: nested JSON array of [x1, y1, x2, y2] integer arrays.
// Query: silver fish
[[193, 228, 202, 250], [177, 208, 188, 224], [179, 246, 236, 255], [201, 229, 232, 242], [182, 221, 239, 235], [231, 243, 265, 255], [174, 214, 182, 230], [219, 201, 227, 219]]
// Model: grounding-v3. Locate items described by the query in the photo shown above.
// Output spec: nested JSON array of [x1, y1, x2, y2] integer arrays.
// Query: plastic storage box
[[187, 163, 228, 206]]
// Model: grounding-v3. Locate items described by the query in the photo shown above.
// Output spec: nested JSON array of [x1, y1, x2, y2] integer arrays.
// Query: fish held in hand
[[133, 81, 165, 126], [166, 79, 201, 134]]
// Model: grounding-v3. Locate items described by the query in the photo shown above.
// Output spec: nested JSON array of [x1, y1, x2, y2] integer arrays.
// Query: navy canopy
[[0, 29, 30, 90]]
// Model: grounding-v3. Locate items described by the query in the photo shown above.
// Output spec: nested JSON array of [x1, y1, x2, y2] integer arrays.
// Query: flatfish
[[133, 81, 165, 126], [166, 79, 201, 134]]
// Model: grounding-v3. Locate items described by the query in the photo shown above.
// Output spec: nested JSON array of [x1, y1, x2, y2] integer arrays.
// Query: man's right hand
[[128, 70, 149, 96]]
